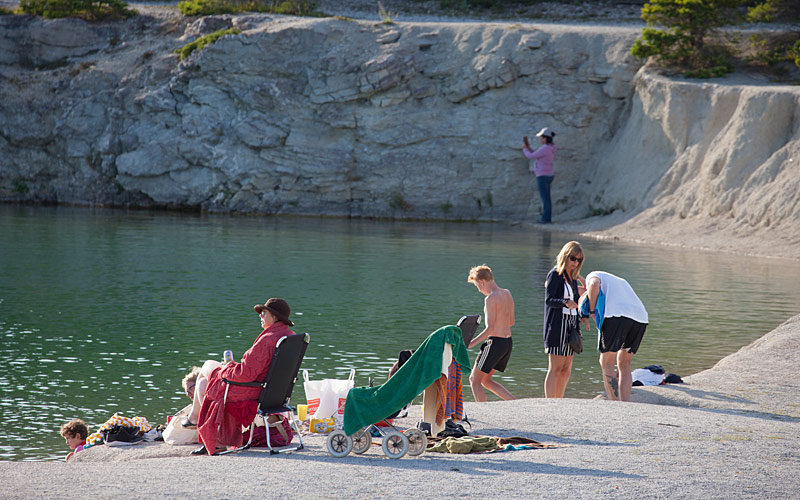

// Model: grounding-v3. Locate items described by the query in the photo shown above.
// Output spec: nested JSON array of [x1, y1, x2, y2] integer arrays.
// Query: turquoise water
[[2, 205, 799, 461]]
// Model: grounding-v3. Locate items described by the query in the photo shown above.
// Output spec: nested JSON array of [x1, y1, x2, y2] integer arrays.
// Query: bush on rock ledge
[[174, 27, 242, 60], [177, 0, 321, 17], [19, 0, 135, 20]]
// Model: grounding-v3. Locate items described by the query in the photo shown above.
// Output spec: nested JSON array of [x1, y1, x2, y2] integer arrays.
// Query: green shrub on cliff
[[746, 1, 800, 71], [174, 27, 242, 60], [19, 0, 135, 20], [746, 0, 800, 22], [178, 0, 235, 15], [0, 7, 15, 15], [788, 41, 800, 70], [631, 0, 740, 78], [177, 0, 320, 17]]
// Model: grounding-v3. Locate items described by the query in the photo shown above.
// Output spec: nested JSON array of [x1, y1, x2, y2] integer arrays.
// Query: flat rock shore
[[2, 314, 797, 499]]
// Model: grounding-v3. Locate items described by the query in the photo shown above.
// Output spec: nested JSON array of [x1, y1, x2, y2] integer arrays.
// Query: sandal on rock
[[190, 445, 226, 456], [180, 416, 197, 429]]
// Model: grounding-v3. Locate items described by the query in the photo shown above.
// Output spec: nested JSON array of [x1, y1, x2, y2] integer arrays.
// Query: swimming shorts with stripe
[[474, 336, 513, 374]]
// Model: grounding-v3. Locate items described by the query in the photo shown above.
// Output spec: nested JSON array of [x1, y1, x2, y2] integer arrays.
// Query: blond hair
[[182, 366, 201, 392], [61, 418, 89, 440], [468, 264, 494, 283], [555, 241, 584, 279]]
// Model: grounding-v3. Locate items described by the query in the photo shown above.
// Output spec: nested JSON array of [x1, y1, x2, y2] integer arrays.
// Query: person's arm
[[469, 295, 496, 348], [576, 274, 586, 296], [586, 276, 601, 315], [509, 291, 515, 328], [523, 145, 547, 160], [578, 292, 592, 329], [545, 269, 570, 309], [221, 335, 275, 383]]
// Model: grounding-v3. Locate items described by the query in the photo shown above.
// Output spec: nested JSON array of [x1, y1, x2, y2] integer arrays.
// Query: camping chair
[[218, 332, 310, 455], [456, 314, 481, 347]]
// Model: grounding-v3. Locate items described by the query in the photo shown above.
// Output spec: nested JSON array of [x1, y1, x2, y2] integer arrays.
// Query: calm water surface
[[2, 205, 799, 461]]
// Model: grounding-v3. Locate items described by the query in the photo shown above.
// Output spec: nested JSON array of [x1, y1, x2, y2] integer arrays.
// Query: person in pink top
[[522, 127, 557, 223]]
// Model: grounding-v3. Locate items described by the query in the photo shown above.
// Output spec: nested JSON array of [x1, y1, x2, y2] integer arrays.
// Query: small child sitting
[[61, 418, 89, 461]]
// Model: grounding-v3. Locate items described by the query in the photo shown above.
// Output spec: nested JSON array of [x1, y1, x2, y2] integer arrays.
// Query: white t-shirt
[[562, 281, 577, 316], [586, 271, 648, 324]]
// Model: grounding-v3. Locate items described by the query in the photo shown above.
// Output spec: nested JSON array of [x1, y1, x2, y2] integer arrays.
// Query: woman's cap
[[254, 298, 294, 326], [536, 127, 555, 138]]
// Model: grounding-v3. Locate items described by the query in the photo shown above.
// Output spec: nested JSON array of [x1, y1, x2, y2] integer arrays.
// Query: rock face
[[0, 14, 641, 219], [1, 13, 799, 235], [593, 73, 800, 242]]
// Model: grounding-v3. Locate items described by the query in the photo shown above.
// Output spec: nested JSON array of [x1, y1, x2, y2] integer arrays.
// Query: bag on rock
[[303, 369, 355, 420], [247, 414, 294, 447], [104, 425, 143, 445], [163, 405, 198, 446], [567, 316, 583, 354]]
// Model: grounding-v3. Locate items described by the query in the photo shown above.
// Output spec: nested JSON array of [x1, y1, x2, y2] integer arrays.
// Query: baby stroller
[[325, 321, 475, 459], [325, 404, 427, 459]]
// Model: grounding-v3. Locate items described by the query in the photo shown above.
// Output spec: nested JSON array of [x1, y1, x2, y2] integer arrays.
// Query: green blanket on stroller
[[343, 325, 471, 436]]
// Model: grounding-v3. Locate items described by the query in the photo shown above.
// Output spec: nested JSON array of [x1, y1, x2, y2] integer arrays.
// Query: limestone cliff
[[1, 12, 798, 247], [0, 13, 640, 219], [593, 73, 800, 249]]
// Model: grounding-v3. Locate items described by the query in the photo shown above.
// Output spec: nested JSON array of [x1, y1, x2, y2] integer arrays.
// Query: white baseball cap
[[535, 127, 555, 138]]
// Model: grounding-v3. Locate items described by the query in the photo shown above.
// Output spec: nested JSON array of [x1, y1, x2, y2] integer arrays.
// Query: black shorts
[[475, 337, 513, 374], [600, 317, 647, 354]]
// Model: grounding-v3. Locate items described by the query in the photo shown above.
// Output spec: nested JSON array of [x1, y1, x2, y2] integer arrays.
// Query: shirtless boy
[[466, 265, 516, 402]]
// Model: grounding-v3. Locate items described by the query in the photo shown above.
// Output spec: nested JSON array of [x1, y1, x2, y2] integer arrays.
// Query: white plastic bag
[[162, 404, 199, 446], [303, 369, 355, 420]]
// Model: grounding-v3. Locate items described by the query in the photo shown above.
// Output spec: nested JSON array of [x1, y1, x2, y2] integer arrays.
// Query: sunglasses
[[568, 255, 583, 263]]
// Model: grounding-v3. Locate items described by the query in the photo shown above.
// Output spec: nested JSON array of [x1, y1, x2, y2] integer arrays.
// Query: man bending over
[[580, 271, 648, 402]]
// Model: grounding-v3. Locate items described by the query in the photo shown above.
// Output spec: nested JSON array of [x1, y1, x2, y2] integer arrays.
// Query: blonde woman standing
[[542, 241, 585, 398]]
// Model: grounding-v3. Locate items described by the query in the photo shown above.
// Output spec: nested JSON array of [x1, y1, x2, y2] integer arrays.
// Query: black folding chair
[[219, 332, 310, 455], [457, 314, 481, 348]]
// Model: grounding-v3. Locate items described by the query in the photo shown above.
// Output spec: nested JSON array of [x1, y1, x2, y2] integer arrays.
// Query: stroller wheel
[[326, 430, 353, 458], [381, 430, 409, 459], [351, 428, 372, 454], [403, 428, 427, 456]]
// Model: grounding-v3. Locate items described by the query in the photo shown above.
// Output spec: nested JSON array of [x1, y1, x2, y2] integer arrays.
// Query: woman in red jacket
[[182, 297, 296, 455]]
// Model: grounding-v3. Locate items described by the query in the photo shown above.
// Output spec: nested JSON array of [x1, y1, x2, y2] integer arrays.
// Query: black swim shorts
[[475, 336, 513, 374], [599, 316, 647, 354]]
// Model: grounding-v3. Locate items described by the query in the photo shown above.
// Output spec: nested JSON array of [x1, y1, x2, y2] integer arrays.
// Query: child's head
[[60, 419, 88, 449], [182, 366, 201, 398]]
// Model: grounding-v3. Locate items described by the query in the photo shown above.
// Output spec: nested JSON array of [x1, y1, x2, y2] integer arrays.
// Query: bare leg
[[554, 356, 573, 398], [545, 354, 573, 398], [481, 369, 515, 401], [188, 360, 223, 423], [616, 350, 634, 402], [470, 369, 489, 402], [599, 352, 619, 401]]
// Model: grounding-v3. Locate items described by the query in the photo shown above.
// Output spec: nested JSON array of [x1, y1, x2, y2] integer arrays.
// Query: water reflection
[[1, 205, 799, 461]]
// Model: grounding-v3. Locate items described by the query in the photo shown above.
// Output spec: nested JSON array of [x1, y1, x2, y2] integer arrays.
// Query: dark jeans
[[536, 175, 553, 223]]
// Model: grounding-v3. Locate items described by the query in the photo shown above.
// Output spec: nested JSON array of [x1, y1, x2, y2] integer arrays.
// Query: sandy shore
[[1, 314, 797, 499]]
